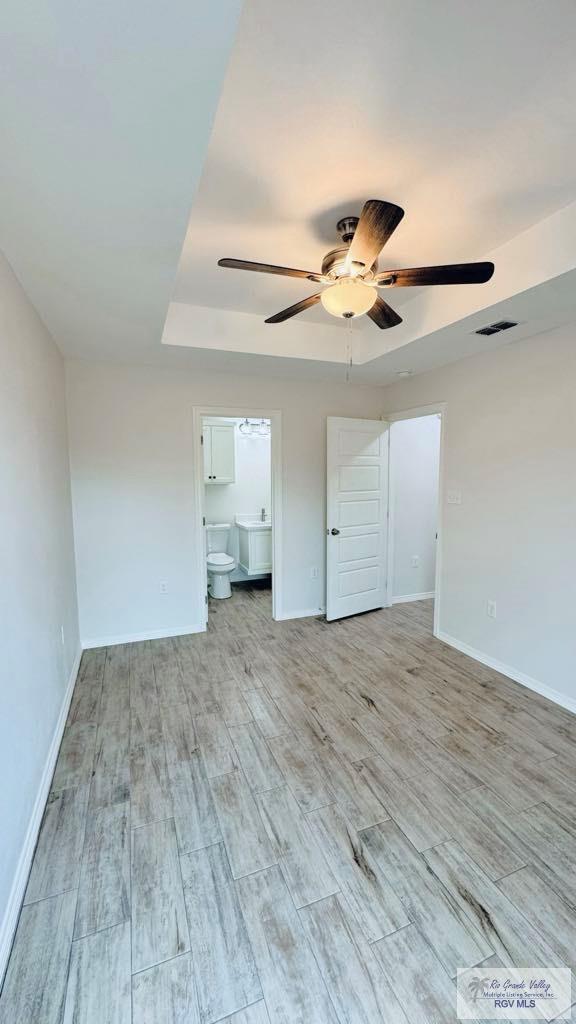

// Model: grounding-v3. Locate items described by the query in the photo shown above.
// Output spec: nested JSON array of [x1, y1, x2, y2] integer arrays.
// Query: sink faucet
[[261, 507, 266, 522]]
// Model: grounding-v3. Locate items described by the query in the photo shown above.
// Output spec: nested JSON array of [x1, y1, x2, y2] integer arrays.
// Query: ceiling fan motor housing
[[321, 246, 350, 277], [322, 242, 378, 281]]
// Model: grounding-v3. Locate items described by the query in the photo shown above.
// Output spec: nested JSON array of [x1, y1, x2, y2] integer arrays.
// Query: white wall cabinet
[[203, 423, 235, 484]]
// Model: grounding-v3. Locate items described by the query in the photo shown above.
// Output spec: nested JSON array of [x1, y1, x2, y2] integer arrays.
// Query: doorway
[[325, 406, 445, 636], [387, 405, 445, 637], [192, 406, 282, 628]]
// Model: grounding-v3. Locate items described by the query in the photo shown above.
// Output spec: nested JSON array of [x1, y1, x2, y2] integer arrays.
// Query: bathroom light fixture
[[239, 418, 253, 435], [320, 279, 377, 319]]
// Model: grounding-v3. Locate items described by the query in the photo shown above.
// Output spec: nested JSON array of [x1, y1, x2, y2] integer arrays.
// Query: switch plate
[[411, 555, 420, 568], [310, 567, 319, 579], [487, 600, 497, 619]]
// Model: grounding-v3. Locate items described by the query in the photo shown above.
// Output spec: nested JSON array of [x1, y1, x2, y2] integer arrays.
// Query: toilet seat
[[207, 552, 235, 568]]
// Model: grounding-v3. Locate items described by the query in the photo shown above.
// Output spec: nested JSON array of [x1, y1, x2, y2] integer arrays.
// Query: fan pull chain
[[345, 318, 354, 383]]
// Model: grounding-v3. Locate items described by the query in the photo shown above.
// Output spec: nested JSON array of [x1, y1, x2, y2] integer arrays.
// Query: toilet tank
[[206, 523, 231, 554]]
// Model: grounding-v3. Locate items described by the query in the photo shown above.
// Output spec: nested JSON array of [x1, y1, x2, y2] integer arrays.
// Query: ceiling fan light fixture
[[320, 279, 377, 319]]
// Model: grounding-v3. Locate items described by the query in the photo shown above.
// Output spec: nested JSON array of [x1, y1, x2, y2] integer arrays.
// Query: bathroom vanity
[[236, 515, 272, 575]]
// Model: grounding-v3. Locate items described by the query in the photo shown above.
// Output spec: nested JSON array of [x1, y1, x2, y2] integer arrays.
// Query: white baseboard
[[82, 623, 205, 649], [276, 607, 325, 621], [0, 645, 82, 986], [392, 591, 435, 604], [436, 631, 576, 717]]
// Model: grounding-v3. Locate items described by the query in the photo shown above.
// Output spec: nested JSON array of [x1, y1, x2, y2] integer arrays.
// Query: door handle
[[330, 528, 340, 536]]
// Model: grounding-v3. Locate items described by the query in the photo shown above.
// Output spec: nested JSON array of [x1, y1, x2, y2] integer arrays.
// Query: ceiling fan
[[218, 199, 494, 329]]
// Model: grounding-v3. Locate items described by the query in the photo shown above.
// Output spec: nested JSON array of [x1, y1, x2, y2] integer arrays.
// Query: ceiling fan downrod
[[336, 216, 359, 244]]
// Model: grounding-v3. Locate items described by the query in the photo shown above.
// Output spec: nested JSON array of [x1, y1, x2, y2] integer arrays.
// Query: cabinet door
[[249, 530, 272, 573], [203, 427, 212, 483], [210, 424, 235, 483]]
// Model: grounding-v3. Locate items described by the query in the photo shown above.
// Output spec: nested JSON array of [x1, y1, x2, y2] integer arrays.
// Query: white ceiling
[[0, 0, 242, 361], [2, 0, 576, 382], [173, 0, 576, 330]]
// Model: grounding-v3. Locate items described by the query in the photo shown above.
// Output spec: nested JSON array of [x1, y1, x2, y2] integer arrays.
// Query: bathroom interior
[[203, 415, 272, 617]]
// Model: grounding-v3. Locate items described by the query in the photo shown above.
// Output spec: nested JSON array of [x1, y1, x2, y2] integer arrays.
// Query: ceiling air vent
[[474, 320, 518, 337]]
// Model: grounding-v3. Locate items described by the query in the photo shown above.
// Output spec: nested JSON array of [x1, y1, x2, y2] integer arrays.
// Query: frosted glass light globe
[[321, 279, 377, 318]]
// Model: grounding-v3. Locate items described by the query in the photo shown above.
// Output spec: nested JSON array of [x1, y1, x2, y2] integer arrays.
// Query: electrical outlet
[[310, 567, 319, 579], [411, 555, 420, 568], [159, 581, 168, 595], [447, 489, 462, 505], [487, 600, 497, 619]]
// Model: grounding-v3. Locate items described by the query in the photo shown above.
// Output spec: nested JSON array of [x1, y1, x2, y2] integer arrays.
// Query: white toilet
[[206, 523, 236, 599]]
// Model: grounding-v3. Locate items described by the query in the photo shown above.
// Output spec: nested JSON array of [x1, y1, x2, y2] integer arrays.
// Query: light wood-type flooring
[[2, 585, 575, 1022]]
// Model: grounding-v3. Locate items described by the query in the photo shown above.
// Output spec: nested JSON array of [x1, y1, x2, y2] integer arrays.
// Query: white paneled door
[[326, 417, 389, 621]]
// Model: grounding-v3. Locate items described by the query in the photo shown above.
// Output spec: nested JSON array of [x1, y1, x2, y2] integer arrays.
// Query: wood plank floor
[[2, 584, 576, 1022]]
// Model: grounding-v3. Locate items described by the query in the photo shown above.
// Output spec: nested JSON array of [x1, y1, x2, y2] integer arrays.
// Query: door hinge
[[205, 594, 208, 605], [203, 516, 206, 526], [200, 434, 204, 445]]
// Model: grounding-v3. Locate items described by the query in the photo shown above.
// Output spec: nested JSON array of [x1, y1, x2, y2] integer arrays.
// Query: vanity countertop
[[235, 515, 272, 532]]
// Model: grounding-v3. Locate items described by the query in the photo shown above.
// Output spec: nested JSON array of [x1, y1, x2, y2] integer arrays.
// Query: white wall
[[204, 419, 271, 579], [66, 361, 385, 642], [382, 324, 576, 708], [390, 415, 440, 601], [0, 252, 79, 968]]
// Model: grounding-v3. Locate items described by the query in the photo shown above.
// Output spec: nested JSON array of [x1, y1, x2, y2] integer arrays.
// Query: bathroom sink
[[235, 515, 272, 532]]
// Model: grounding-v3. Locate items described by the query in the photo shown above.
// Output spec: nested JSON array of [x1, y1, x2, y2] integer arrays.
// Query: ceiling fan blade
[[347, 200, 405, 272], [265, 292, 322, 324], [376, 261, 494, 287], [367, 296, 402, 329], [218, 258, 323, 282]]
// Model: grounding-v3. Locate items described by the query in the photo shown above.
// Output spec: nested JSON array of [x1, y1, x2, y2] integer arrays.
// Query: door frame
[[192, 405, 282, 627], [384, 402, 447, 639]]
